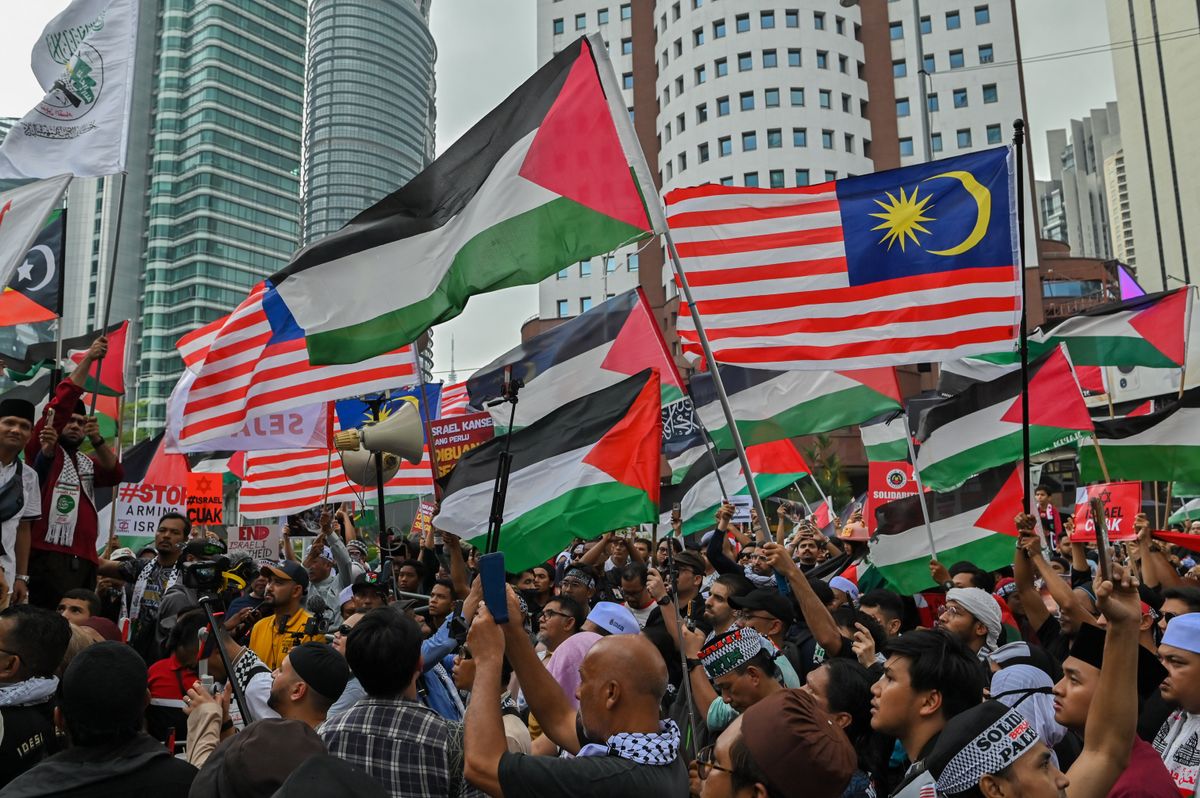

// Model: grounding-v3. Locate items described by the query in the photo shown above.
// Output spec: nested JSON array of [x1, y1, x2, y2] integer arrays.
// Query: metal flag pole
[[904, 423, 939, 561], [586, 32, 772, 545], [1012, 122, 1033, 511], [412, 347, 444, 498], [698, 426, 730, 502], [89, 172, 129, 414]]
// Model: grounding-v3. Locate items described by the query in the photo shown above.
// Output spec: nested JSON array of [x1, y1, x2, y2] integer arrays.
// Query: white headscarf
[[990, 664, 1067, 763]]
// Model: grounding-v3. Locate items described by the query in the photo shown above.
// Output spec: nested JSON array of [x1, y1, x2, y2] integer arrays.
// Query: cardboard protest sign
[[108, 482, 187, 544], [187, 472, 224, 526], [410, 500, 437, 536], [430, 412, 495, 477], [228, 523, 282, 561], [1071, 481, 1141, 541]]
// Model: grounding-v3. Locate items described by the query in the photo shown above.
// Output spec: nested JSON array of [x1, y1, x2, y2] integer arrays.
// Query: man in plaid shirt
[[320, 608, 453, 797]]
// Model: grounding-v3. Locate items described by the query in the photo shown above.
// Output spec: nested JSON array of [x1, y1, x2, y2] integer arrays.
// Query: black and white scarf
[[577, 719, 680, 766]]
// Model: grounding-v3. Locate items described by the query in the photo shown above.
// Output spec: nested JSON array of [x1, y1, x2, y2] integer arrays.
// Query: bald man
[[464, 589, 687, 797]]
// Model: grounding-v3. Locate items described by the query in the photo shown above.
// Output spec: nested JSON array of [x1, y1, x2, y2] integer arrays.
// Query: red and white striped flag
[[664, 148, 1020, 370], [175, 282, 419, 448], [439, 381, 471, 417], [239, 443, 435, 518]]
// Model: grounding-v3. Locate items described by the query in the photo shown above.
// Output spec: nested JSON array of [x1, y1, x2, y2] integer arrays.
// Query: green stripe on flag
[[871, 533, 1016, 594], [920, 429, 1085, 491], [1079, 442, 1200, 484], [709, 385, 896, 450]]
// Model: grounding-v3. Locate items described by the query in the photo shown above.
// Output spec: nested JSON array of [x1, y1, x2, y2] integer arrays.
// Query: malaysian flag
[[666, 147, 1021, 370], [439, 381, 471, 416], [239, 443, 436, 518], [176, 282, 419, 448]]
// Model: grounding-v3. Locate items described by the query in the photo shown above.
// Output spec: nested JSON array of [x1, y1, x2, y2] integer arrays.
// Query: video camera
[[182, 555, 232, 593]]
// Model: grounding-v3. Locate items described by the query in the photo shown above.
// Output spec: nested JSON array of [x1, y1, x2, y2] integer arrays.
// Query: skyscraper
[[1039, 103, 1122, 261], [300, 0, 437, 246]]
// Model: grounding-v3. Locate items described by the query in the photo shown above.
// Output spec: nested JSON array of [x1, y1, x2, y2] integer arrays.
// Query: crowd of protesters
[[0, 345, 1197, 795]]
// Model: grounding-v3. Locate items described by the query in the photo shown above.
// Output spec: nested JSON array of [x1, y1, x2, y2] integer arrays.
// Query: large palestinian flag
[[660, 438, 810, 536], [467, 288, 683, 430], [691, 365, 902, 451], [916, 345, 1092, 491], [272, 37, 654, 365], [868, 465, 1023, 593], [434, 369, 661, 571], [1077, 386, 1200, 483]]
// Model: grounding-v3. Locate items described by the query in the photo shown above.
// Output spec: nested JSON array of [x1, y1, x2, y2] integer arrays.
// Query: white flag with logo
[[0, 0, 139, 179], [0, 175, 72, 290]]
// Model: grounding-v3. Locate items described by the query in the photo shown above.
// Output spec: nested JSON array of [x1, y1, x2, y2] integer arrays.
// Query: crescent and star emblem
[[15, 244, 56, 292], [868, 170, 992, 256]]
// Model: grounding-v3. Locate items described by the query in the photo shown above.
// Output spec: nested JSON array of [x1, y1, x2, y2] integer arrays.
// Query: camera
[[182, 556, 231, 592]]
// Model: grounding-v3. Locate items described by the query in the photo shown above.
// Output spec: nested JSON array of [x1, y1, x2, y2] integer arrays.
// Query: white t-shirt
[[0, 460, 41, 587]]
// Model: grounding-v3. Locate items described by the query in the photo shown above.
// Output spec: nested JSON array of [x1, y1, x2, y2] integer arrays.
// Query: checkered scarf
[[577, 719, 681, 766], [935, 707, 1040, 795]]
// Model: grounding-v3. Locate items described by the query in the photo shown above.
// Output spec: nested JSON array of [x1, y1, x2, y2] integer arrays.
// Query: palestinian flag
[[66, 320, 130, 396], [1077, 387, 1200, 483], [0, 320, 124, 384], [434, 369, 661, 571], [916, 345, 1093, 491], [660, 438, 810, 536], [868, 465, 1023, 593], [272, 37, 655, 365], [467, 288, 683, 429], [861, 412, 910, 462], [691, 365, 902, 451], [0, 209, 63, 325]]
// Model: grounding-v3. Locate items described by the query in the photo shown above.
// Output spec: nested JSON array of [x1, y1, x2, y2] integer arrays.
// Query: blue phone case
[[478, 551, 509, 624]]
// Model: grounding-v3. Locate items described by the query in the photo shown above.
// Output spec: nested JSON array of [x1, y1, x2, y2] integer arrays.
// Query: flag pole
[[587, 32, 771, 544], [699, 427, 730, 502], [904, 428, 939, 560], [1012, 121, 1032, 512], [50, 204, 68, 401], [412, 347, 443, 498], [89, 172, 128, 414]]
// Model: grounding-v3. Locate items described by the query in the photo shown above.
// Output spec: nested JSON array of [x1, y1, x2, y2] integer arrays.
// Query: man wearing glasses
[[935, 586, 1003, 664]]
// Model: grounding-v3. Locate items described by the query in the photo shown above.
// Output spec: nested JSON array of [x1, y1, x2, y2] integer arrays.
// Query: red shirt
[[1108, 738, 1179, 798], [147, 654, 200, 702]]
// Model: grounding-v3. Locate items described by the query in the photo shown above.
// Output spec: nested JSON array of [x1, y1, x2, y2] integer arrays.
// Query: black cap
[[0, 398, 35, 425], [60, 642, 147, 737], [261, 560, 309, 589], [352, 570, 388, 595], [729, 588, 796, 625], [288, 642, 350, 703], [672, 550, 705, 574]]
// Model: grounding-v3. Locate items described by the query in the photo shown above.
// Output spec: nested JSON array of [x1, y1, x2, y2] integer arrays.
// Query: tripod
[[198, 594, 253, 725]]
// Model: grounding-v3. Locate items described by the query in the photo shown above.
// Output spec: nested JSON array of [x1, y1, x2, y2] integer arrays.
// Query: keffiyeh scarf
[[1153, 709, 1200, 796], [577, 719, 680, 766]]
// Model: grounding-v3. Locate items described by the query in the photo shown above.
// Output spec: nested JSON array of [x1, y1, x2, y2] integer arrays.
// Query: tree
[[802, 434, 853, 510]]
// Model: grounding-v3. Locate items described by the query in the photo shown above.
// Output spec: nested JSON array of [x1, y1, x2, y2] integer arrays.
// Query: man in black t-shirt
[[0, 606, 71, 788]]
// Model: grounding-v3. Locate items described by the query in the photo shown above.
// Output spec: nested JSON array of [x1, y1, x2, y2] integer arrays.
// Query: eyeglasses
[[540, 609, 571, 621], [736, 610, 774, 623], [333, 624, 353, 636], [939, 604, 964, 618], [693, 744, 735, 780], [460, 645, 473, 660], [1161, 611, 1178, 625]]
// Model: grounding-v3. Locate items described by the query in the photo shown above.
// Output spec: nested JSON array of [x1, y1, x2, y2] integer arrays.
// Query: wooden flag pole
[[1012, 121, 1033, 513], [1090, 437, 1112, 482]]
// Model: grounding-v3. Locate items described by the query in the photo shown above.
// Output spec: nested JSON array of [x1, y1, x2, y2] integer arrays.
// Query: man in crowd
[[730, 585, 805, 676], [859, 589, 906, 640], [703, 573, 754, 640], [0, 398, 41, 606], [936, 586, 1003, 663], [696, 627, 792, 733], [0, 605, 70, 787], [25, 338, 122, 610], [56, 588, 100, 624], [157, 538, 228, 653], [427, 578, 456, 631], [321, 608, 453, 797], [268, 641, 350, 729], [1153, 612, 1200, 794], [558, 564, 599, 608], [537, 595, 585, 654], [619, 562, 656, 628], [249, 560, 322, 670]]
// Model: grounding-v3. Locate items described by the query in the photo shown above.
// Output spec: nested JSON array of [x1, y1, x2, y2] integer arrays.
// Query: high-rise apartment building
[[1103, 148, 1134, 267], [1038, 103, 1121, 261], [300, 0, 437, 246], [1105, 0, 1199, 292]]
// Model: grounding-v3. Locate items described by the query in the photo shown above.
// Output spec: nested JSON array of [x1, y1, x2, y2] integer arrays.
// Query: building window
[[761, 10, 775, 28], [842, 93, 852, 112], [742, 131, 757, 151], [767, 128, 782, 148], [795, 168, 810, 186], [769, 169, 785, 188], [677, 112, 685, 134], [738, 52, 753, 71], [598, 8, 609, 24], [793, 127, 807, 146], [698, 142, 710, 162], [816, 50, 829, 69], [844, 133, 855, 153], [575, 13, 587, 30], [693, 28, 704, 46], [717, 96, 730, 115], [716, 57, 728, 77], [790, 87, 805, 106], [890, 21, 903, 39], [677, 151, 687, 173], [581, 297, 593, 313], [931, 132, 943, 152], [835, 16, 845, 34], [718, 136, 732, 156], [675, 75, 684, 95], [580, 260, 592, 277], [557, 268, 569, 279], [979, 44, 994, 63], [982, 83, 998, 103], [744, 172, 759, 187], [838, 54, 848, 73], [896, 97, 911, 117], [819, 89, 831, 109], [557, 300, 569, 318], [621, 38, 633, 54], [697, 102, 708, 123], [923, 53, 935, 73], [928, 93, 939, 112], [695, 65, 707, 84], [946, 10, 961, 29], [627, 253, 639, 271], [605, 256, 617, 272], [785, 9, 799, 27], [899, 137, 914, 156], [986, 124, 1002, 144], [949, 49, 965, 69], [788, 49, 801, 67], [957, 128, 972, 148], [814, 11, 826, 30], [975, 5, 990, 24], [623, 72, 634, 90], [553, 18, 564, 34], [620, 3, 631, 20], [714, 19, 726, 38], [822, 129, 834, 149], [736, 14, 750, 32], [763, 49, 778, 68], [953, 88, 968, 108], [740, 91, 755, 111], [825, 170, 837, 182], [720, 176, 734, 186], [893, 59, 907, 77], [674, 39, 683, 58], [920, 15, 932, 34], [765, 88, 780, 107]]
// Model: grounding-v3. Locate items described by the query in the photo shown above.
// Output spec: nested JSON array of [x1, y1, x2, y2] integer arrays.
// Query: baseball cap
[[109, 547, 135, 562], [729, 588, 796, 626], [287, 642, 350, 703], [585, 601, 640, 635], [261, 560, 309, 589], [351, 570, 388, 596], [739, 689, 856, 798], [672, 550, 705, 574]]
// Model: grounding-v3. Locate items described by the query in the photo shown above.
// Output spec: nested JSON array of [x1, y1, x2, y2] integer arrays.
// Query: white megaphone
[[339, 447, 401, 487], [333, 399, 424, 461]]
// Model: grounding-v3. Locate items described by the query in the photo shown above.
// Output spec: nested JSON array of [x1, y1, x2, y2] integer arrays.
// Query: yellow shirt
[[247, 609, 322, 670]]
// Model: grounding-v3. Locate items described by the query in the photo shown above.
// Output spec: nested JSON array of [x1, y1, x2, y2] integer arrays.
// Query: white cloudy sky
[[0, 0, 1117, 379]]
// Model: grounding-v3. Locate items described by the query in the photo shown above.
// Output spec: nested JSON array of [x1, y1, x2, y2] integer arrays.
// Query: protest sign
[[730, 494, 752, 523], [410, 500, 437, 537], [866, 462, 921, 534], [110, 482, 187, 540], [187, 472, 224, 526], [1072, 481, 1141, 541], [430, 412, 495, 477], [228, 523, 282, 562]]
